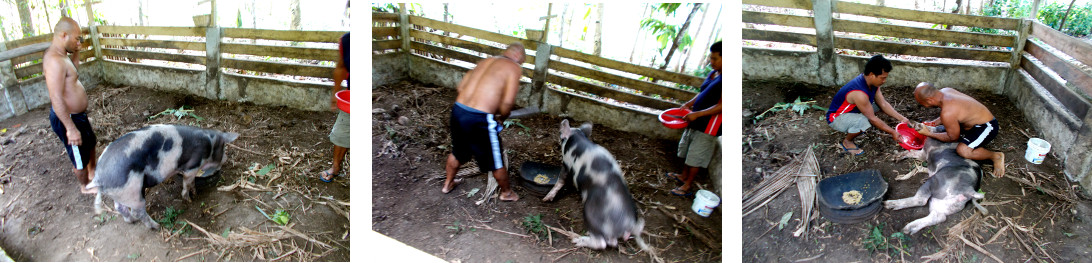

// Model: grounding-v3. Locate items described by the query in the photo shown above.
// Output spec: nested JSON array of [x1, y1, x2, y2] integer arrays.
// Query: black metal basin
[[817, 170, 888, 210]]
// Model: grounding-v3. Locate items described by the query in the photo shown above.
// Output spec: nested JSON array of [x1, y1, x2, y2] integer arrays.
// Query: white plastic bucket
[[691, 190, 721, 217], [1025, 138, 1051, 164]]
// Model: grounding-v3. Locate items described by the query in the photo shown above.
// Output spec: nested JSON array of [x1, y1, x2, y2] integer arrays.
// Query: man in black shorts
[[913, 82, 1006, 177], [441, 43, 525, 202], [44, 17, 98, 194]]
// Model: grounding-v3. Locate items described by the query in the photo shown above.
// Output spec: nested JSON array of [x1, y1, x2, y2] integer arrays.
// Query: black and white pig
[[543, 120, 648, 251], [885, 126, 987, 234], [86, 124, 239, 229]]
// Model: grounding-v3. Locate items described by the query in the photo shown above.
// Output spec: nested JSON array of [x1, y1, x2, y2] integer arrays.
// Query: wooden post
[[812, 0, 837, 86], [1002, 19, 1031, 95], [398, 3, 411, 67], [205, 27, 222, 100], [84, 0, 103, 65], [0, 41, 15, 117], [210, 0, 218, 27], [531, 43, 552, 109]]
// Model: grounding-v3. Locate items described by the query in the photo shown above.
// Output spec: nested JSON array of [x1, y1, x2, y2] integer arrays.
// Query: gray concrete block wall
[[742, 48, 819, 84], [743, 47, 1010, 92], [373, 52, 407, 88], [1005, 70, 1079, 163], [407, 55, 468, 89], [835, 55, 1009, 93], [220, 73, 330, 112], [102, 61, 208, 100]]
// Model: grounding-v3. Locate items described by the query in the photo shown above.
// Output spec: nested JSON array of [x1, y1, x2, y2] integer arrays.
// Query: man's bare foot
[[499, 190, 520, 202], [442, 178, 463, 194], [80, 185, 98, 194], [992, 152, 1006, 178]]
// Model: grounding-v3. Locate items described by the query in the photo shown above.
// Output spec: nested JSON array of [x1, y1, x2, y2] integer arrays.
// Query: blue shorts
[[49, 108, 96, 170], [449, 102, 505, 173]]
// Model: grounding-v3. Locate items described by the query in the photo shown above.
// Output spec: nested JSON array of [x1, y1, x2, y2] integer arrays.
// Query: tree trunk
[[557, 3, 568, 47], [704, 5, 722, 67], [592, 3, 604, 56], [290, 0, 301, 30], [877, 0, 885, 7], [138, 0, 145, 26], [60, 0, 70, 17], [251, 0, 257, 28], [43, 0, 52, 33], [659, 3, 700, 70], [629, 3, 649, 63], [1059, 0, 1078, 31], [680, 4, 709, 73]]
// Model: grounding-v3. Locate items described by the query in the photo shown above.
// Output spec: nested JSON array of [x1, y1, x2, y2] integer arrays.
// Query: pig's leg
[[131, 204, 160, 230], [181, 169, 202, 202], [542, 167, 568, 202], [573, 235, 607, 250], [903, 195, 968, 234], [93, 192, 105, 215], [114, 202, 134, 223], [884, 179, 933, 210], [895, 166, 929, 181], [895, 149, 925, 162]]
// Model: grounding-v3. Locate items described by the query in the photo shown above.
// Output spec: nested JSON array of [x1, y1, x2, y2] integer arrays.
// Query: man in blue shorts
[[442, 43, 526, 202], [826, 55, 910, 155]]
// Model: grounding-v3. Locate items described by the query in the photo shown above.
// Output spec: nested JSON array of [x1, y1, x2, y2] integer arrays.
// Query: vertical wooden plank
[[399, 4, 412, 68], [206, 27, 222, 99], [813, 0, 837, 86], [531, 43, 551, 109], [0, 41, 16, 117], [1010, 19, 1030, 69], [85, 0, 103, 63]]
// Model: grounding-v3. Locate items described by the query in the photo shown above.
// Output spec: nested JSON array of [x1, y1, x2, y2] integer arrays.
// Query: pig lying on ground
[[86, 124, 238, 229], [885, 126, 987, 234], [543, 120, 649, 251]]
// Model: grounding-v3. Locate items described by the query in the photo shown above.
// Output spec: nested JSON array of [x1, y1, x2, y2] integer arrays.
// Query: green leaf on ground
[[779, 211, 793, 230]]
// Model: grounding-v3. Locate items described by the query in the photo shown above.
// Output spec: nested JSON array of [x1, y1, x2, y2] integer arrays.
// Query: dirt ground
[[742, 80, 1092, 262], [0, 84, 350, 261], [371, 80, 723, 262]]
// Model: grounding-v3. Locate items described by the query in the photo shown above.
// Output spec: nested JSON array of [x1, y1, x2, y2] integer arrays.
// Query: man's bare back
[[937, 88, 994, 131], [455, 56, 522, 117]]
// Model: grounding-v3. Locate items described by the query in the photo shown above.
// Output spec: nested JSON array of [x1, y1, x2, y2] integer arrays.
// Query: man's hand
[[67, 129, 82, 146], [682, 112, 699, 122], [916, 124, 932, 136], [891, 132, 903, 144]]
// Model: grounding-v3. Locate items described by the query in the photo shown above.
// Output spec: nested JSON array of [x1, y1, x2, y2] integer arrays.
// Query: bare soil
[[372, 80, 723, 262], [0, 84, 349, 261], [742, 80, 1092, 262]]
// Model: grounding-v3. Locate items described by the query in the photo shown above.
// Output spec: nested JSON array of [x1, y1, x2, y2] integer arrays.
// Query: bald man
[[913, 82, 1005, 177], [442, 42, 525, 202], [45, 17, 97, 194]]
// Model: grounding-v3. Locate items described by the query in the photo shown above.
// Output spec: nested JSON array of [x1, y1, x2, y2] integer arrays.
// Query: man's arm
[[495, 65, 522, 121], [849, 91, 899, 139], [875, 89, 909, 124], [921, 110, 960, 142], [330, 55, 347, 111], [683, 99, 721, 121], [44, 56, 81, 146]]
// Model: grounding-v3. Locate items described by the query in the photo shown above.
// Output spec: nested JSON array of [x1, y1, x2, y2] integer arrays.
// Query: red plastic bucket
[[335, 90, 350, 113]]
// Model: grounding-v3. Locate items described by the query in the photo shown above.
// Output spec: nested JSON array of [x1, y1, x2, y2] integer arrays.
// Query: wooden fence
[[1022, 21, 1092, 126], [1, 28, 95, 83], [373, 11, 705, 113]]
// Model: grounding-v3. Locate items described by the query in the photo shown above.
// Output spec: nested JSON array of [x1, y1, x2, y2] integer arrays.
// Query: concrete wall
[[373, 52, 408, 88], [1005, 70, 1092, 185], [220, 73, 331, 112], [102, 61, 209, 99], [0, 60, 104, 122], [742, 47, 1010, 92], [102, 61, 332, 112]]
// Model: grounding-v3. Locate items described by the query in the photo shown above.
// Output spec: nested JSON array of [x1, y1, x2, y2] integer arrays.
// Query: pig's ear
[[221, 132, 240, 143], [579, 122, 593, 138], [560, 119, 571, 138]]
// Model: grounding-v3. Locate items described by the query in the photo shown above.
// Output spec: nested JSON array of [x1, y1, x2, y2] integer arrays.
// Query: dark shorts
[[450, 102, 505, 173], [49, 108, 96, 170], [959, 118, 998, 149]]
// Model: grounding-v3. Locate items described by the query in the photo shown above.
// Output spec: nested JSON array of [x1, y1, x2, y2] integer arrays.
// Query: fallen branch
[[227, 143, 266, 156], [174, 249, 207, 262], [472, 222, 531, 238], [278, 225, 333, 249]]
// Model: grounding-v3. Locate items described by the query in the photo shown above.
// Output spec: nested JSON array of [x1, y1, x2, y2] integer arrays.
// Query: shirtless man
[[441, 42, 525, 202], [44, 17, 97, 194], [913, 82, 1006, 177]]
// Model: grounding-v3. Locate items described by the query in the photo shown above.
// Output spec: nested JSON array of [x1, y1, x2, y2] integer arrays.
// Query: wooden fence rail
[[387, 13, 703, 111]]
